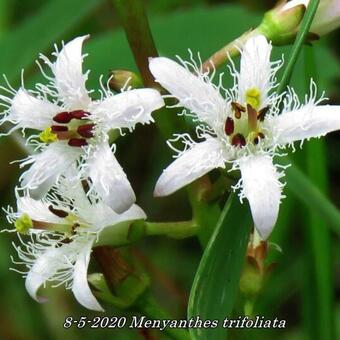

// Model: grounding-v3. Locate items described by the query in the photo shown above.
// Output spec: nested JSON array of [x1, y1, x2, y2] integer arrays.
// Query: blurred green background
[[0, 0, 339, 339]]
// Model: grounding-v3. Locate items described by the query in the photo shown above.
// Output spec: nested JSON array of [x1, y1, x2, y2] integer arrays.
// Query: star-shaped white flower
[[7, 178, 146, 312], [149, 34, 340, 239], [0, 35, 164, 213]]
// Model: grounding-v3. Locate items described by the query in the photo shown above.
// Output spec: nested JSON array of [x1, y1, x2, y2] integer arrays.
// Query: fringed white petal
[[271, 105, 340, 145], [17, 196, 65, 225], [149, 57, 227, 129], [238, 154, 283, 239], [19, 143, 81, 198], [154, 138, 226, 196], [72, 240, 104, 312], [25, 246, 65, 302], [92, 89, 164, 131], [238, 35, 272, 107], [7, 89, 60, 130], [78, 202, 146, 232], [85, 142, 136, 213], [52, 35, 91, 109]]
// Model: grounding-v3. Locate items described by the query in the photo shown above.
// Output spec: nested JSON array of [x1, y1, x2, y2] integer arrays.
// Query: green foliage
[[188, 195, 252, 340]]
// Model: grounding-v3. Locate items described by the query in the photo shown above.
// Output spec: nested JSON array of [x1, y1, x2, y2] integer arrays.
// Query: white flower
[[7, 178, 146, 312], [282, 0, 340, 36], [0, 35, 164, 213], [149, 34, 340, 239]]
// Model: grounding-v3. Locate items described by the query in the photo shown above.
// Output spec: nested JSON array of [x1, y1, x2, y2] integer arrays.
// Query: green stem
[[135, 293, 191, 340], [97, 219, 198, 247], [201, 28, 259, 72], [277, 0, 320, 94], [112, 0, 158, 88], [145, 220, 198, 239]]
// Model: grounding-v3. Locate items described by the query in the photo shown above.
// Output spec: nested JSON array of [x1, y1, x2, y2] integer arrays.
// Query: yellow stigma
[[245, 87, 261, 110], [15, 213, 33, 234], [39, 127, 57, 143]]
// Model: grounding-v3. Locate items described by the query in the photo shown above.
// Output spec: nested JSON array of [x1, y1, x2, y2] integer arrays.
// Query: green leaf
[[0, 0, 104, 84], [302, 46, 334, 340], [283, 157, 340, 236], [188, 194, 252, 340]]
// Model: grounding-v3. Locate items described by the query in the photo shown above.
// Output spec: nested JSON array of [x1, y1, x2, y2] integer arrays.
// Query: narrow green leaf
[[277, 0, 320, 94], [0, 0, 104, 83], [188, 194, 252, 340], [283, 158, 340, 235], [302, 46, 334, 340]]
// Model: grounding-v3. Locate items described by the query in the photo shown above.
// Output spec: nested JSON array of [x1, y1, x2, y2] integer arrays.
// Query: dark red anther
[[77, 124, 95, 138], [51, 125, 68, 132], [257, 106, 270, 121], [254, 132, 265, 145], [231, 102, 246, 119], [231, 133, 246, 148], [224, 117, 234, 136], [68, 138, 88, 147], [53, 112, 73, 123], [70, 110, 90, 119], [48, 205, 68, 218]]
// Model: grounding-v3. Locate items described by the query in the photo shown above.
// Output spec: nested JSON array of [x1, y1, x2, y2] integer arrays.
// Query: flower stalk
[[112, 0, 158, 88]]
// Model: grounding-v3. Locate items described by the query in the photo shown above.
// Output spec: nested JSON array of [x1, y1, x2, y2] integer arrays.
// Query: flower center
[[39, 110, 95, 147], [224, 91, 269, 148]]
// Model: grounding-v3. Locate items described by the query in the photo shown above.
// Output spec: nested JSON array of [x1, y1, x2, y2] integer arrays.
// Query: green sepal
[[258, 4, 306, 45]]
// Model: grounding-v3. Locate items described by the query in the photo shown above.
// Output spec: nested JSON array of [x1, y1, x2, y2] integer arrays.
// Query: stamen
[[70, 110, 90, 119], [254, 132, 265, 145], [77, 124, 95, 138], [247, 104, 257, 131], [53, 112, 73, 123], [231, 102, 246, 119], [48, 205, 68, 218], [68, 138, 88, 147], [231, 133, 246, 147], [51, 125, 68, 132], [257, 106, 270, 121], [224, 117, 234, 136]]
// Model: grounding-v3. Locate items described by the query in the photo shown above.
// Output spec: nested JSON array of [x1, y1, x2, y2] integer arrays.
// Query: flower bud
[[258, 0, 340, 45], [281, 0, 340, 36], [90, 247, 150, 309], [109, 70, 143, 92], [258, 1, 307, 45]]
